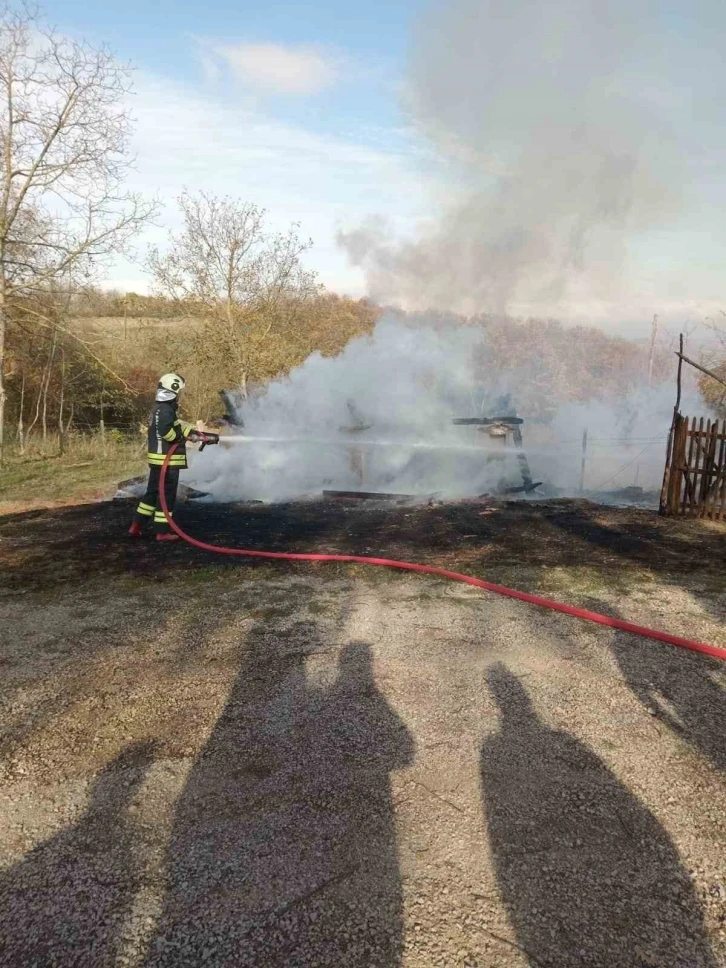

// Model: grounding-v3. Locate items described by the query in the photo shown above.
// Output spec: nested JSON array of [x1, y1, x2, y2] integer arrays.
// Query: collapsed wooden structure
[[451, 416, 542, 494]]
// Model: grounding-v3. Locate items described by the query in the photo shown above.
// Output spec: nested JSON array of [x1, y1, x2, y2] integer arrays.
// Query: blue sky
[[46, 0, 420, 132], [45, 0, 416, 74], [42, 0, 431, 296]]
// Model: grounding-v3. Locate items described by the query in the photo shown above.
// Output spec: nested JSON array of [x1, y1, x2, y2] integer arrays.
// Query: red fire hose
[[159, 444, 726, 662]]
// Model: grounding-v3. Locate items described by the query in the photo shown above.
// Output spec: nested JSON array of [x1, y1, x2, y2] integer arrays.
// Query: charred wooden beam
[[512, 424, 535, 489], [452, 416, 524, 426], [503, 481, 543, 494], [323, 489, 423, 501], [676, 352, 726, 389]]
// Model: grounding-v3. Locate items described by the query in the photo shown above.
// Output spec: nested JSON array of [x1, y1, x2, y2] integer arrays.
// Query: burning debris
[[322, 489, 434, 503], [208, 381, 542, 503], [179, 319, 683, 507], [452, 412, 542, 496]]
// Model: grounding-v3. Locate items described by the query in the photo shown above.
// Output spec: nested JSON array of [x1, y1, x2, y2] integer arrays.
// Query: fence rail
[[661, 414, 726, 520]]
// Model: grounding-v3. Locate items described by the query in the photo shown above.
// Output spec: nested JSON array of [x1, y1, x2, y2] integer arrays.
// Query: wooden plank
[[661, 411, 680, 515], [663, 414, 677, 514], [668, 415, 686, 514], [697, 417, 706, 515], [676, 352, 726, 389], [708, 420, 721, 517], [681, 416, 699, 514], [703, 420, 718, 516], [701, 421, 713, 517], [704, 420, 721, 517], [677, 418, 692, 514], [718, 420, 726, 520], [664, 406, 683, 515], [691, 421, 706, 515], [677, 417, 692, 514]]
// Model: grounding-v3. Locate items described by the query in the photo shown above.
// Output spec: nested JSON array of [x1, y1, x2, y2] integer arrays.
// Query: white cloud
[[206, 42, 338, 96], [109, 72, 430, 293]]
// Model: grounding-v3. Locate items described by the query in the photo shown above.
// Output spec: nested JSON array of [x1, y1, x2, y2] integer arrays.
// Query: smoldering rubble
[[185, 314, 705, 504]]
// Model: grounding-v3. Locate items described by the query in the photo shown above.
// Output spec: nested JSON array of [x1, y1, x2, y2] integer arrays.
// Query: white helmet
[[156, 372, 185, 402]]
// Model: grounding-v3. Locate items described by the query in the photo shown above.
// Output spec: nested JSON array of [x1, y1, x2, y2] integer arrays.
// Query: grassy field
[[0, 436, 145, 514]]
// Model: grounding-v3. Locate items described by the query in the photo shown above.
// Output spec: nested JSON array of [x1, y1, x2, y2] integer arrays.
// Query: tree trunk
[[58, 350, 66, 456], [17, 367, 25, 455], [99, 389, 106, 457], [0, 297, 7, 468], [26, 373, 45, 443], [26, 334, 53, 446], [41, 327, 57, 442]]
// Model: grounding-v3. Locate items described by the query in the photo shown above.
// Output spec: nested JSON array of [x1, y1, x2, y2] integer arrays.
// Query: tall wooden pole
[[659, 333, 684, 514]]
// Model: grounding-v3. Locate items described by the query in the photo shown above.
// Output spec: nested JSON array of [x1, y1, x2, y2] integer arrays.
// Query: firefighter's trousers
[[134, 465, 180, 533]]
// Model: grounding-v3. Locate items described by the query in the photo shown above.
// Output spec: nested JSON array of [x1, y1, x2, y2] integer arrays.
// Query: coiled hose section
[[159, 443, 726, 662]]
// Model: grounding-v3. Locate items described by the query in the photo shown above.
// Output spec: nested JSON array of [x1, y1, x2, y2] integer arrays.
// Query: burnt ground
[[1, 494, 725, 592], [0, 497, 725, 967]]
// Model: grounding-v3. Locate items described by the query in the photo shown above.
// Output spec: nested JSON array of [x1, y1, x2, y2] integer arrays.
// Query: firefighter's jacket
[[147, 400, 195, 469]]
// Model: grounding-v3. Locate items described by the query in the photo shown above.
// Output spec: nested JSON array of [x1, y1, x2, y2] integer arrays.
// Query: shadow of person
[[145, 629, 414, 967], [610, 628, 726, 773], [0, 741, 156, 967], [480, 664, 716, 968]]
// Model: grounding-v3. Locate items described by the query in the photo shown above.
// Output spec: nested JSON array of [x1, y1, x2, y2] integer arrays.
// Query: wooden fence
[[660, 414, 726, 520]]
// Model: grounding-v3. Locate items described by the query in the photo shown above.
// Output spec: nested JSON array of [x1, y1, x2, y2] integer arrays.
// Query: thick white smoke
[[338, 0, 726, 326], [186, 315, 704, 504], [184, 2, 722, 504]]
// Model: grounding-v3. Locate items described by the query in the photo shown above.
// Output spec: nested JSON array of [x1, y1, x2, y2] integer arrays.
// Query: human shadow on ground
[[0, 741, 156, 967], [144, 624, 414, 967], [609, 626, 726, 773], [545, 507, 724, 574], [480, 664, 716, 968], [0, 596, 228, 767], [545, 509, 725, 617]]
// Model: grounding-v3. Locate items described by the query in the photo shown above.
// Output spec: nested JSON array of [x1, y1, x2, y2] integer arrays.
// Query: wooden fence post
[[666, 414, 685, 515], [659, 334, 685, 516]]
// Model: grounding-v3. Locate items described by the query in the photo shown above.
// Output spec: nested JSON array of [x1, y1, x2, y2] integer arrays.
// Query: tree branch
[[15, 304, 139, 394]]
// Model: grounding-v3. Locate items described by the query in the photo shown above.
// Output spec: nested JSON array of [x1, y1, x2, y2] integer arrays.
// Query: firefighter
[[128, 373, 218, 542]]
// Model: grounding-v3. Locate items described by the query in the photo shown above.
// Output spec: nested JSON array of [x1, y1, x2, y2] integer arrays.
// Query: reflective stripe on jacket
[[147, 400, 194, 468]]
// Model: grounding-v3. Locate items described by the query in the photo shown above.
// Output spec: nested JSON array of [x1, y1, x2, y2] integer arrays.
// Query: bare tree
[[0, 3, 156, 461], [148, 190, 320, 396]]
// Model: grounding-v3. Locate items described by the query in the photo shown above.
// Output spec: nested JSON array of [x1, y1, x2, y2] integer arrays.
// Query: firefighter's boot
[[156, 533, 180, 543], [128, 521, 143, 538]]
